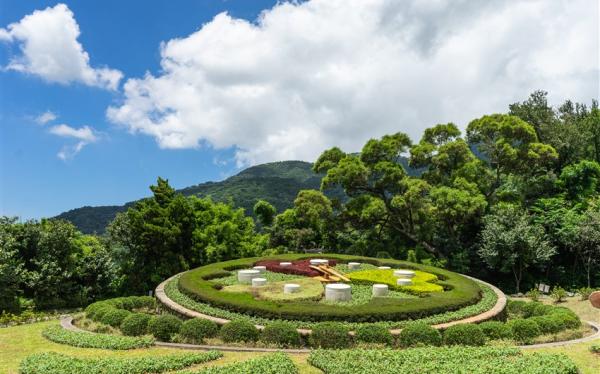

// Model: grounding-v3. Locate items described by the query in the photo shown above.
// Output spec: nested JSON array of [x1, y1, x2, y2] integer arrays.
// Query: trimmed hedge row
[[42, 325, 154, 350], [180, 353, 298, 374], [178, 254, 483, 322], [308, 347, 579, 374], [165, 275, 499, 331], [19, 351, 223, 374]]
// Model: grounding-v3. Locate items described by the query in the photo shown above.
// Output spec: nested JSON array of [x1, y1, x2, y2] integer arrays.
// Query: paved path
[[156, 272, 507, 336], [519, 320, 600, 349]]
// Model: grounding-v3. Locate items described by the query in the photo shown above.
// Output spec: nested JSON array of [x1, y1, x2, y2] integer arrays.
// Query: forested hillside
[[54, 161, 322, 234]]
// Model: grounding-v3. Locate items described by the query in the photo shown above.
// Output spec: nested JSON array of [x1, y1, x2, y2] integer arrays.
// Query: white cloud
[[49, 124, 98, 160], [0, 3, 122, 90], [108, 0, 599, 166], [34, 110, 57, 125]]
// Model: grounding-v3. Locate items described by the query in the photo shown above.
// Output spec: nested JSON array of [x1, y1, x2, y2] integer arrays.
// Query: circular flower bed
[[177, 254, 482, 323]]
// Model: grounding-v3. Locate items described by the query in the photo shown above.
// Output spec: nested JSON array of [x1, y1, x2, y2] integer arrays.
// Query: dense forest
[[2, 91, 599, 314]]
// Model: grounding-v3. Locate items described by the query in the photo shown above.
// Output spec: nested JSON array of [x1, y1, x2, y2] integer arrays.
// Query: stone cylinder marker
[[253, 266, 266, 273], [394, 270, 416, 279], [348, 262, 361, 270], [252, 277, 267, 287], [325, 283, 352, 302], [284, 283, 300, 294], [396, 278, 412, 286], [372, 284, 389, 297], [238, 269, 260, 284], [309, 259, 329, 266]]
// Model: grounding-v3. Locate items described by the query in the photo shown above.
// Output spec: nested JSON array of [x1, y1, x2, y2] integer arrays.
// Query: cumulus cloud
[[107, 0, 599, 166], [49, 124, 98, 160], [0, 3, 122, 90], [34, 110, 57, 125]]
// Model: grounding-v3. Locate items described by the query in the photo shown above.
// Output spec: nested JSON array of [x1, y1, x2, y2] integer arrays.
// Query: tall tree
[[478, 204, 556, 293]]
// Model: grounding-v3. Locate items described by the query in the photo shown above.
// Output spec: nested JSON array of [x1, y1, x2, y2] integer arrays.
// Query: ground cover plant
[[178, 254, 482, 322], [308, 347, 579, 374], [164, 274, 498, 330], [347, 268, 444, 294], [180, 352, 298, 374], [19, 351, 222, 374], [42, 325, 154, 350], [222, 277, 324, 301]]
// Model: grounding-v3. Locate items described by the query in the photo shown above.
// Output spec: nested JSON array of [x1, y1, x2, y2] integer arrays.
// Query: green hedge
[[165, 274, 498, 331], [19, 351, 222, 374], [120, 313, 151, 336], [178, 254, 482, 323], [260, 321, 302, 347], [42, 325, 154, 350], [148, 315, 182, 342], [398, 322, 442, 347], [219, 320, 259, 343], [443, 324, 486, 346], [355, 324, 393, 345], [309, 322, 352, 349], [308, 347, 579, 374], [180, 318, 219, 344], [181, 353, 298, 374]]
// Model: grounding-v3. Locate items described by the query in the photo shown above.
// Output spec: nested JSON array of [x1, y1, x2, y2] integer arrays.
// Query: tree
[[253, 200, 276, 226], [575, 205, 600, 287], [0, 217, 24, 313], [478, 204, 556, 293], [558, 160, 600, 201], [466, 114, 558, 193]]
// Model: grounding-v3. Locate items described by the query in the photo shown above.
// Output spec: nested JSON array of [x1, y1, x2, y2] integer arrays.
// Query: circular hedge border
[[177, 254, 482, 323]]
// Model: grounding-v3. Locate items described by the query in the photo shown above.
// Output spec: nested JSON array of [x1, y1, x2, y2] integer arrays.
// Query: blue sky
[[1, 0, 278, 219], [0, 0, 597, 220]]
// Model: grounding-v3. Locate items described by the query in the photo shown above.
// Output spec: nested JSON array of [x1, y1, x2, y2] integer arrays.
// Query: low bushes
[[42, 325, 154, 349], [186, 353, 298, 374], [590, 345, 600, 354], [148, 315, 182, 342], [260, 321, 302, 347], [120, 313, 151, 336], [529, 315, 563, 334], [308, 347, 579, 374], [551, 287, 568, 303], [508, 319, 541, 344], [309, 322, 352, 349], [101, 309, 131, 328], [355, 324, 393, 346], [479, 321, 512, 340], [443, 324, 486, 346], [398, 322, 442, 347], [19, 351, 222, 374], [219, 320, 259, 343], [179, 318, 219, 344]]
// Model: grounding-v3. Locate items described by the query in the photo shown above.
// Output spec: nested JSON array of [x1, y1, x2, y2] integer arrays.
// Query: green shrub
[[529, 315, 563, 334], [148, 315, 182, 342], [131, 296, 156, 309], [42, 325, 154, 349], [260, 321, 302, 347], [179, 318, 219, 344], [526, 288, 541, 301], [309, 322, 352, 349], [308, 347, 579, 374], [549, 310, 581, 329], [355, 324, 394, 345], [551, 287, 567, 303], [520, 301, 542, 318], [101, 309, 131, 328], [398, 322, 442, 347], [91, 305, 114, 322], [19, 351, 222, 374], [578, 287, 594, 301], [479, 321, 512, 340], [509, 319, 541, 344], [531, 303, 553, 316], [590, 345, 600, 354], [191, 353, 297, 374], [443, 324, 486, 346], [506, 300, 526, 316], [120, 313, 151, 336], [219, 320, 259, 343]]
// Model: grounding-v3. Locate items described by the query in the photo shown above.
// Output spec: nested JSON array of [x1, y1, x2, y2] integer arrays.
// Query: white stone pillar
[[325, 283, 352, 302]]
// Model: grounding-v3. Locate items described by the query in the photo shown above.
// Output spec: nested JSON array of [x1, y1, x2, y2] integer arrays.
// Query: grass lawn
[[1, 296, 598, 373]]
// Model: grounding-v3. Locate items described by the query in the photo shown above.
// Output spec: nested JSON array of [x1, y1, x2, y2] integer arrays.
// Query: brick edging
[[156, 272, 507, 336]]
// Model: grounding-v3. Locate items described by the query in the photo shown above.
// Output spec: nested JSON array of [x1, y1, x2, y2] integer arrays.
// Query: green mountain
[[54, 161, 323, 234]]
